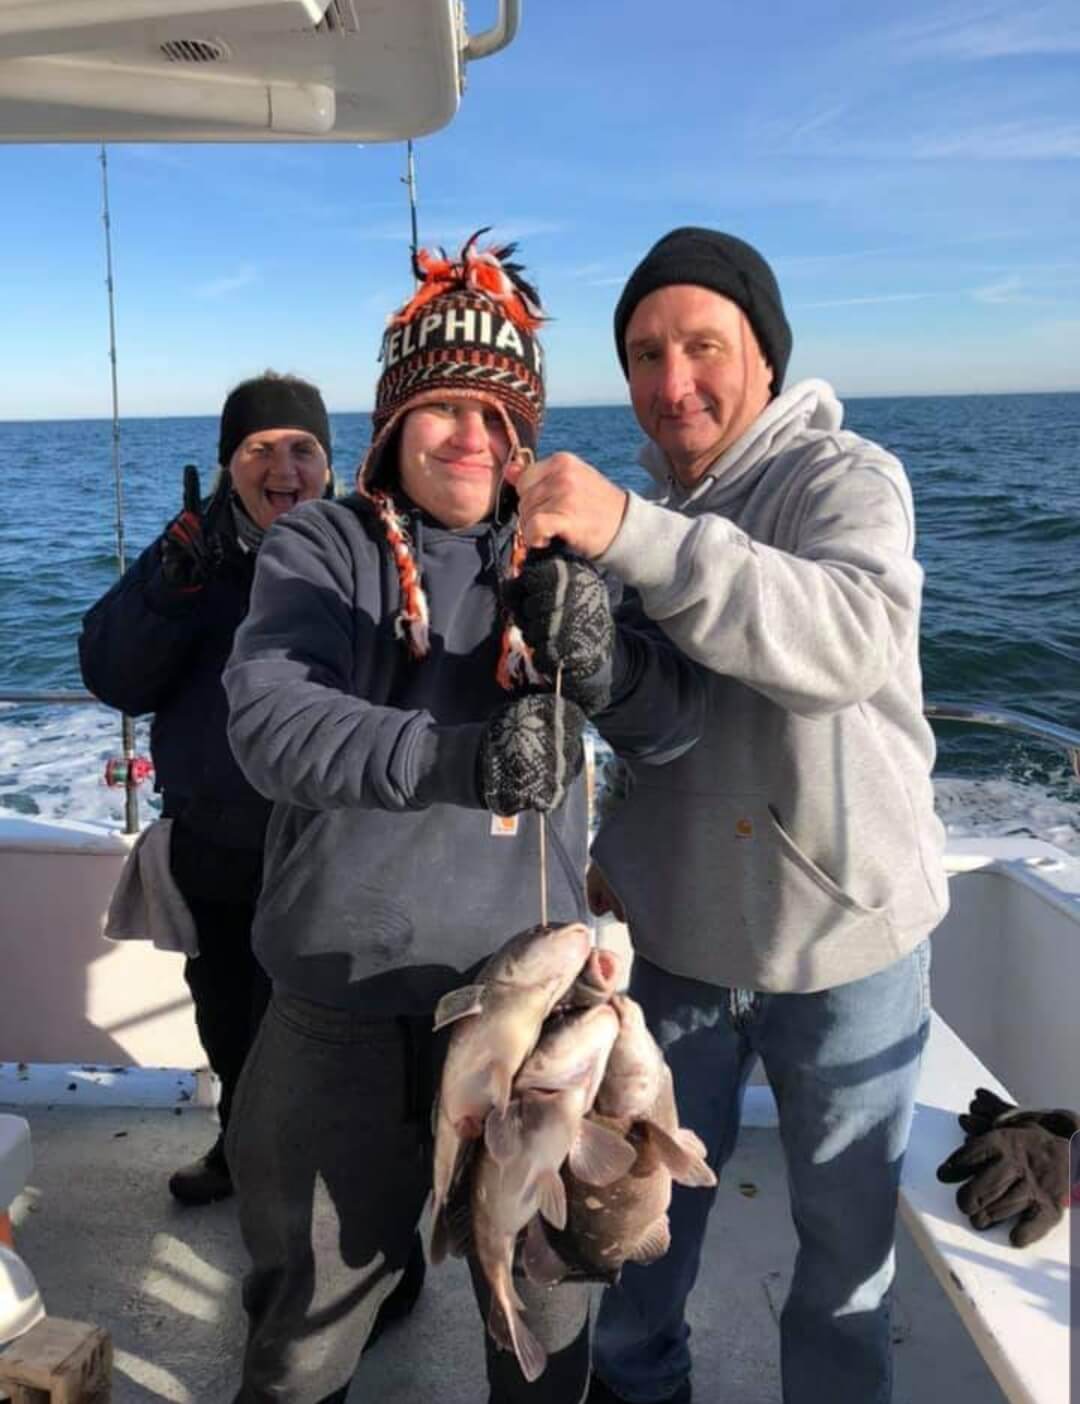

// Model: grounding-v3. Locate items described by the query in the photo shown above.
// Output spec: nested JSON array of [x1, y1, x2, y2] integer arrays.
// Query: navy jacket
[[224, 494, 703, 1015], [78, 497, 270, 858]]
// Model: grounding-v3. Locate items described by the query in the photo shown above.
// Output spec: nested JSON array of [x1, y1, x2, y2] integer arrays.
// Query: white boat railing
[[925, 701, 1080, 779], [2, 693, 1077, 839], [464, 0, 521, 60]]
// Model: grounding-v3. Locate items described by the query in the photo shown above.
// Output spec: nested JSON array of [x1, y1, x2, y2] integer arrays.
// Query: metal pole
[[99, 144, 139, 835]]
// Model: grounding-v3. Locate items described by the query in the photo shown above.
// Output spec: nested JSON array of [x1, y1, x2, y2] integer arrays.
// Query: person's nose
[[657, 351, 695, 407], [269, 443, 300, 478], [450, 408, 489, 451]]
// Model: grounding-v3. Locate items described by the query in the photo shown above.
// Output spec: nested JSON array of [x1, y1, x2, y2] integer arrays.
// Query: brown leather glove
[[937, 1123, 1071, 1247], [957, 1087, 1080, 1143]]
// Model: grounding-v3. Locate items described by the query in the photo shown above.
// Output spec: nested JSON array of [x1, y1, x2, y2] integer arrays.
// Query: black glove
[[937, 1124, 1071, 1247], [958, 1087, 1080, 1143], [160, 465, 225, 592], [478, 694, 585, 816], [505, 549, 616, 715]]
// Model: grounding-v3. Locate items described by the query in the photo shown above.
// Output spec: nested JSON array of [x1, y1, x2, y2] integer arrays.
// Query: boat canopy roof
[[0, 0, 519, 142]]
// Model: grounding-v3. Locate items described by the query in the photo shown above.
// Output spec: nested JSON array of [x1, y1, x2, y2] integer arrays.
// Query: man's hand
[[937, 1124, 1071, 1248], [586, 861, 626, 922], [504, 550, 615, 715], [478, 694, 586, 816], [160, 465, 224, 592], [504, 452, 628, 559]]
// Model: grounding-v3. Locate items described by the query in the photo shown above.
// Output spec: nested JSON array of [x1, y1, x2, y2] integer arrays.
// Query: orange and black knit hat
[[361, 229, 546, 489], [358, 232, 549, 690]]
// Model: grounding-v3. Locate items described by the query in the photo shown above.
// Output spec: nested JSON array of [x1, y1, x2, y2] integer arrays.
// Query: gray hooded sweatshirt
[[592, 378, 949, 993]]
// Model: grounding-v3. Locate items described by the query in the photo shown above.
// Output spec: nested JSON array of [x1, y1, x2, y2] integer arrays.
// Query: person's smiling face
[[397, 399, 511, 528], [228, 427, 330, 529], [624, 284, 774, 487]]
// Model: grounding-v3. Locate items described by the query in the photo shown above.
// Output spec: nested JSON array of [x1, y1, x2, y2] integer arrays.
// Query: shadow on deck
[[5, 1104, 1006, 1403]]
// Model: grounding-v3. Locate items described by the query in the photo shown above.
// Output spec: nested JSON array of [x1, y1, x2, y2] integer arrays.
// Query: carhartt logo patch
[[735, 817, 754, 838], [491, 814, 520, 838]]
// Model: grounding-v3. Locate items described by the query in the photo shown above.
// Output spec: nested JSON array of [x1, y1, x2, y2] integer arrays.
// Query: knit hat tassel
[[370, 490, 431, 659], [496, 621, 546, 691]]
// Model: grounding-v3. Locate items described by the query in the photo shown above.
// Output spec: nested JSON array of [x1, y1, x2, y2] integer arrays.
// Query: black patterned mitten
[[478, 694, 586, 816], [505, 551, 616, 715]]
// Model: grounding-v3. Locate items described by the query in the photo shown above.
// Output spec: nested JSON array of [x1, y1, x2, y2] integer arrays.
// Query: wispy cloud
[[972, 275, 1028, 304], [195, 265, 259, 299], [787, 103, 850, 143], [775, 231, 1028, 274], [909, 121, 1080, 159], [793, 292, 939, 310], [358, 217, 568, 245], [887, 5, 1080, 62], [557, 261, 630, 287], [782, 115, 1080, 161]]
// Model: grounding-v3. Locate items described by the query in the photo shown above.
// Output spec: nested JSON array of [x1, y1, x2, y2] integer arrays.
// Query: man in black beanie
[[507, 228, 948, 1404]]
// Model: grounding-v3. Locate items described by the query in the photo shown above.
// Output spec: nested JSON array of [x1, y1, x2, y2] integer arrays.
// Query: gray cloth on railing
[[103, 817, 198, 956]]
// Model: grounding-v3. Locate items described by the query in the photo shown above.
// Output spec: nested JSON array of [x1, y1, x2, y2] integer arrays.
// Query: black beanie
[[613, 228, 792, 393], [218, 374, 332, 467]]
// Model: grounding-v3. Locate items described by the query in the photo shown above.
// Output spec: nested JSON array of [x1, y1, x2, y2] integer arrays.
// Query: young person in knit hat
[[79, 371, 334, 1207], [507, 227, 949, 1404], [222, 233, 704, 1404]]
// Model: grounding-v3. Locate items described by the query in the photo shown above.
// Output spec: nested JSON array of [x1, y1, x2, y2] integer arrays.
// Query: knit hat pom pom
[[390, 228, 546, 333]]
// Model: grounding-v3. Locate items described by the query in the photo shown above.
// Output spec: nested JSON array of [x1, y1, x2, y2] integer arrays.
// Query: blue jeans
[[592, 943, 931, 1404]]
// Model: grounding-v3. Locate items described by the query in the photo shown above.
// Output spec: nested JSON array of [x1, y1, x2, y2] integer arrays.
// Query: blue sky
[[1, 0, 1078, 419]]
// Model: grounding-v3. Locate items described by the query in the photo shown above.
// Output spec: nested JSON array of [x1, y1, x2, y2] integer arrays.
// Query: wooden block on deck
[[0, 1317, 111, 1403]]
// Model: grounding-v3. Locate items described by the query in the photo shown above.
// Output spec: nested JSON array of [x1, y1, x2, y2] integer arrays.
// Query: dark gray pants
[[227, 991, 590, 1404]]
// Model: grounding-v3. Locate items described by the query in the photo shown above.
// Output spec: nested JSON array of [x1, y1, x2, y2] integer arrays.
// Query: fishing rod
[[99, 144, 140, 836], [402, 138, 420, 282]]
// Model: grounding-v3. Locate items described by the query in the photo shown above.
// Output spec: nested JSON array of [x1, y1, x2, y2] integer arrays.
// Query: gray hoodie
[[592, 379, 949, 993]]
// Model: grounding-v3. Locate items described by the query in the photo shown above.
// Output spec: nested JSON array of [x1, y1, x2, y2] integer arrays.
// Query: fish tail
[[488, 1269, 547, 1383]]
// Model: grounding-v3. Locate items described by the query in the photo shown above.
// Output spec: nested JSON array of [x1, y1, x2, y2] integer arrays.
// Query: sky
[[0, 0, 1078, 419]]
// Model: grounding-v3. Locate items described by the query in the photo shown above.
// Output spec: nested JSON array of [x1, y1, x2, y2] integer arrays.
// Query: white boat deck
[[5, 1102, 1007, 1404]]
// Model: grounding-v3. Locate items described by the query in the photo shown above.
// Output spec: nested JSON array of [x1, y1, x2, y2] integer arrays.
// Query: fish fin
[[488, 1264, 545, 1384], [676, 1127, 709, 1161], [642, 1121, 717, 1189], [485, 1100, 524, 1164], [489, 1058, 514, 1117], [536, 1168, 568, 1229], [433, 984, 486, 1031], [522, 1215, 569, 1285], [429, 1202, 451, 1265], [431, 1123, 462, 1241], [569, 1119, 637, 1187], [431, 1188, 473, 1264], [487, 1284, 516, 1353], [502, 1303, 547, 1384], [626, 1214, 671, 1264]]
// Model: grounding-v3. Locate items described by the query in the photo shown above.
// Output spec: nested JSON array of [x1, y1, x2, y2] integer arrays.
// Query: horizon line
[[3, 385, 1080, 427]]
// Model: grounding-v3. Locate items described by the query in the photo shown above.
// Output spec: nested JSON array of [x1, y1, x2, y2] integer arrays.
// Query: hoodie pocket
[[767, 805, 886, 916]]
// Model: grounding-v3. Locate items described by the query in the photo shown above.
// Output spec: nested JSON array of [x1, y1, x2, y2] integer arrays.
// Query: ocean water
[[1, 396, 1078, 850]]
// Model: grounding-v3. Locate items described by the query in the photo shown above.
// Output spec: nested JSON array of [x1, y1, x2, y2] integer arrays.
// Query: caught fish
[[593, 993, 667, 1120], [510, 1001, 623, 1109], [429, 921, 593, 1261], [559, 944, 625, 1010], [525, 994, 716, 1285], [470, 1013, 635, 1385]]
